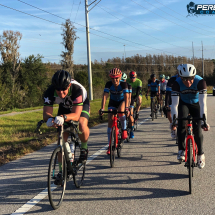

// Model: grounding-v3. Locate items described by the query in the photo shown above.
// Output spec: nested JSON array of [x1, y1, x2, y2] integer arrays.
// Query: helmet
[[150, 74, 156, 79], [160, 74, 165, 79], [52, 70, 71, 90], [177, 64, 183, 72], [121, 73, 127, 80], [165, 76, 170, 80], [109, 68, 122, 78], [178, 64, 196, 77], [129, 71, 136, 78]]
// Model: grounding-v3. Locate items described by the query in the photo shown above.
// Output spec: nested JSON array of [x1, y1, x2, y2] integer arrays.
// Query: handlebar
[[99, 109, 127, 121], [172, 114, 207, 128]]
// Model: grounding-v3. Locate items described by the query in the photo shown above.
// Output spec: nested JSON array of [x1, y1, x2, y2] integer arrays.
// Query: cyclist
[[159, 74, 167, 112], [171, 64, 210, 168], [43, 70, 90, 183], [121, 73, 135, 139], [127, 71, 142, 119], [99, 68, 130, 154], [164, 65, 181, 138], [146, 74, 160, 116]]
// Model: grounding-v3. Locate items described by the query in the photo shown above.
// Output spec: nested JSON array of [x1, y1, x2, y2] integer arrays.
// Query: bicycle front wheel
[[48, 146, 67, 210], [151, 99, 155, 121], [110, 127, 116, 167], [73, 141, 86, 188], [188, 139, 192, 194]]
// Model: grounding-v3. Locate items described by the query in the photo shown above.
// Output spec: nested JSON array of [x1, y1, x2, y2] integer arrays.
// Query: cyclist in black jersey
[[43, 70, 90, 180]]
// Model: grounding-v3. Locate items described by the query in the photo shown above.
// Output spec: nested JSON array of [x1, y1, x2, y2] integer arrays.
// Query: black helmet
[[52, 70, 71, 91], [150, 74, 156, 79]]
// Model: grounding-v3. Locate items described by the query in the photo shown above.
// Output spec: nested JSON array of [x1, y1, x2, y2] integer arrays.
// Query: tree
[[61, 19, 78, 78], [0, 30, 22, 95]]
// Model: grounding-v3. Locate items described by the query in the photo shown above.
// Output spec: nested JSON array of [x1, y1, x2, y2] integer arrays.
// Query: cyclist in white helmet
[[171, 64, 210, 169]]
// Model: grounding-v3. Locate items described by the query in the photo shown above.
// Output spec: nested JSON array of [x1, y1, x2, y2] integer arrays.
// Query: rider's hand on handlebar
[[201, 121, 210, 131], [54, 116, 64, 126], [46, 118, 54, 127], [99, 108, 104, 116], [125, 107, 130, 117]]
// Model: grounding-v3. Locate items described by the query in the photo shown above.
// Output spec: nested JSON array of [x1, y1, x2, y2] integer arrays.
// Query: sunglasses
[[181, 77, 194, 82], [111, 77, 120, 80], [56, 87, 67, 91], [130, 77, 135, 79]]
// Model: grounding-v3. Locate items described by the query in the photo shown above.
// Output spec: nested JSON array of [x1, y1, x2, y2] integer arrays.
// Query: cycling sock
[[59, 162, 62, 172], [131, 126, 134, 132], [119, 115, 126, 130], [107, 127, 111, 144], [81, 142, 88, 150]]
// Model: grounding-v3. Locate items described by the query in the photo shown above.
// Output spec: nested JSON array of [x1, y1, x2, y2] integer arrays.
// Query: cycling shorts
[[161, 90, 166, 95], [108, 99, 124, 110], [150, 91, 158, 98], [130, 96, 134, 108]]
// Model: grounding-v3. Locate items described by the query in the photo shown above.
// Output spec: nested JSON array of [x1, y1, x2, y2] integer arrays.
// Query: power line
[[69, 0, 74, 19], [1, 2, 193, 58], [99, 5, 193, 44], [97, 5, 192, 51], [74, 0, 81, 22], [88, 0, 101, 12], [130, 0, 215, 39]]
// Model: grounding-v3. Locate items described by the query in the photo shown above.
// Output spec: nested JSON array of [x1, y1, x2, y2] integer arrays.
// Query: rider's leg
[[118, 101, 127, 139], [78, 117, 90, 149], [136, 95, 142, 112], [167, 107, 172, 123]]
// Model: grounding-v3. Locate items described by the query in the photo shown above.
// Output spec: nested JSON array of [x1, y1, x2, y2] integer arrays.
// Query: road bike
[[35, 120, 86, 209], [146, 94, 158, 121], [133, 98, 139, 131], [100, 109, 126, 167], [172, 114, 206, 194]]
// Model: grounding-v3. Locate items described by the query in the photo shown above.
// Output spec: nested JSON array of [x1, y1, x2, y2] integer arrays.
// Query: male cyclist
[[43, 70, 90, 183], [121, 73, 135, 139], [171, 64, 209, 168], [146, 74, 160, 116], [99, 68, 129, 154], [159, 74, 167, 113], [127, 71, 142, 119], [164, 65, 181, 138]]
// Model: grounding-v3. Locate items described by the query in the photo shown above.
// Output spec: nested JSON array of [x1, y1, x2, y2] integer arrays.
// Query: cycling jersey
[[148, 79, 160, 92], [127, 78, 142, 97], [165, 74, 179, 106], [160, 79, 167, 91], [104, 81, 129, 102]]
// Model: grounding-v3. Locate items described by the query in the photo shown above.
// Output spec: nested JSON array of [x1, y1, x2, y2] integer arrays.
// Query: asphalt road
[[1, 95, 215, 215]]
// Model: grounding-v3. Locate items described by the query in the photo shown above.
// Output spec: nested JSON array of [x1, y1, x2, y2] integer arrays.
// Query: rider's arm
[[121, 82, 129, 107], [157, 80, 160, 94], [171, 81, 180, 121], [135, 87, 142, 99], [124, 92, 129, 108], [101, 92, 109, 109], [198, 79, 207, 120], [62, 105, 83, 122], [43, 106, 54, 122]]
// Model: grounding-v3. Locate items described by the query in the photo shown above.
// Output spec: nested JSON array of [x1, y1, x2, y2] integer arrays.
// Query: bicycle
[[126, 118, 131, 143], [133, 99, 139, 131], [146, 94, 158, 121], [172, 114, 206, 194], [100, 109, 126, 167], [159, 93, 165, 117], [35, 119, 86, 209]]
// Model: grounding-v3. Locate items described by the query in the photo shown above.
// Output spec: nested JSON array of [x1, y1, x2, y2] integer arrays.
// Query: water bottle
[[65, 141, 72, 163], [70, 142, 75, 163]]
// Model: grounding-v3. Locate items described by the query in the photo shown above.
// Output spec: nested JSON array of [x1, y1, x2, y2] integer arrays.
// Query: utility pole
[[85, 0, 93, 100], [192, 41, 194, 65], [202, 41, 204, 77]]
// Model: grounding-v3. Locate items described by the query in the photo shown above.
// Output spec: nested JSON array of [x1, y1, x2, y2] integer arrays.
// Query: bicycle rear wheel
[[133, 109, 137, 131], [110, 127, 116, 167], [188, 139, 192, 194], [48, 146, 67, 210], [73, 141, 86, 188]]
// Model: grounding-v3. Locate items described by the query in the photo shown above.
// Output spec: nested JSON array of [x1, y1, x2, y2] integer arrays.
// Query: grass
[[0, 97, 150, 166]]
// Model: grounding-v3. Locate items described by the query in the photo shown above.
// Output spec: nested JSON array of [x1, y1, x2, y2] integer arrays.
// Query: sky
[[1, 0, 215, 64]]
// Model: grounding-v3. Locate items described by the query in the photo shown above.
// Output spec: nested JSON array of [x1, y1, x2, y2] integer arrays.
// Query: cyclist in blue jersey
[[121, 73, 135, 139], [146, 74, 160, 116], [171, 64, 210, 168], [99, 68, 130, 154]]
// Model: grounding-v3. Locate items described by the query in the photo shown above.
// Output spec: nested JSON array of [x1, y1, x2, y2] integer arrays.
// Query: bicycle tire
[[73, 141, 86, 188], [188, 139, 192, 194], [133, 109, 136, 131], [151, 99, 154, 121], [155, 99, 158, 119], [48, 146, 67, 210], [110, 127, 116, 167], [127, 127, 130, 143]]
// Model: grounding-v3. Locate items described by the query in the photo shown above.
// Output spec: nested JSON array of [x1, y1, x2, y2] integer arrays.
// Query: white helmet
[[177, 64, 183, 72], [178, 64, 196, 77]]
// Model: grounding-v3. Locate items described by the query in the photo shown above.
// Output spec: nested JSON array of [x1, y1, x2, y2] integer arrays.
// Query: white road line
[[11, 117, 150, 215]]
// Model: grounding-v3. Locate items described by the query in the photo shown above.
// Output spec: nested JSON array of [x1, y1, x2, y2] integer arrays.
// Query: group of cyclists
[[43, 63, 210, 183]]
